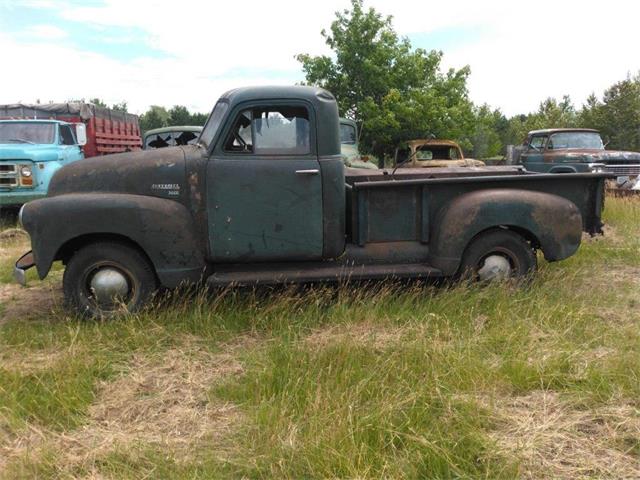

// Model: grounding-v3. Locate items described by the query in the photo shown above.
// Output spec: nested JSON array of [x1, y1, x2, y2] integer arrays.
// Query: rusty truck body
[[395, 139, 485, 168], [15, 86, 610, 317]]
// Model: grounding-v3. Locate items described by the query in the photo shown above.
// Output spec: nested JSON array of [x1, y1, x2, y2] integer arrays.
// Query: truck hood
[[48, 146, 187, 200], [548, 149, 640, 163], [0, 144, 62, 162]]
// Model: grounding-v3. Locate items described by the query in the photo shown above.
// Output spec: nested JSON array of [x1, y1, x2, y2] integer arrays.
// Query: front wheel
[[63, 241, 158, 318], [459, 229, 537, 281]]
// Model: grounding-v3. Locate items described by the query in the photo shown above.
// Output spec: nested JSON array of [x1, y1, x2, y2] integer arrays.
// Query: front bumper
[[0, 190, 45, 208], [13, 251, 35, 286]]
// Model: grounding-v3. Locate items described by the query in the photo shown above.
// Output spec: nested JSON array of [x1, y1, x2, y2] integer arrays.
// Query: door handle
[[295, 169, 319, 175]]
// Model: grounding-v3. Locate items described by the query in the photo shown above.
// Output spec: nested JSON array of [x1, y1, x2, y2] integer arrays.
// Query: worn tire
[[63, 241, 158, 318], [460, 229, 537, 281]]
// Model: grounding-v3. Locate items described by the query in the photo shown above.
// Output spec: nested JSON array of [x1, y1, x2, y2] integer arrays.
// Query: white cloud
[[1, 0, 640, 117], [24, 24, 68, 39]]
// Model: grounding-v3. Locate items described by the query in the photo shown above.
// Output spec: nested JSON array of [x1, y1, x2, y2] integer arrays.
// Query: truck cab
[[0, 119, 86, 208], [395, 139, 485, 168], [15, 86, 609, 318]]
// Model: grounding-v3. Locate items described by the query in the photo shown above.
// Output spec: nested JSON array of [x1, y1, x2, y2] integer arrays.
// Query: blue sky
[[1, 0, 639, 116]]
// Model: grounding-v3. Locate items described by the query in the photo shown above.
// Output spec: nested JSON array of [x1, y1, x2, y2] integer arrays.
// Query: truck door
[[58, 124, 81, 162], [206, 102, 323, 262], [520, 134, 548, 172]]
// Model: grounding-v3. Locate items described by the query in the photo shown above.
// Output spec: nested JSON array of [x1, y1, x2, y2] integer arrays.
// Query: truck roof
[[528, 128, 599, 135], [220, 85, 334, 104], [144, 125, 203, 136], [0, 119, 71, 125], [0, 102, 138, 123], [407, 139, 461, 148]]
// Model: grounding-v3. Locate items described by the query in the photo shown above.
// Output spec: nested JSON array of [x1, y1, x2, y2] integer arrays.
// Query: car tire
[[63, 241, 158, 318], [459, 229, 537, 281]]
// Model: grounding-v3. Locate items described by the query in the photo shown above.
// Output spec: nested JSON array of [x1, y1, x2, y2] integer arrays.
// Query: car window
[[340, 123, 356, 145], [146, 133, 173, 149], [529, 135, 547, 150], [224, 106, 310, 155], [59, 125, 75, 145]]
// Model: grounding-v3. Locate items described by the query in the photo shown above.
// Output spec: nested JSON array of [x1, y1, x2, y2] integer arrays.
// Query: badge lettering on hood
[[151, 183, 180, 196]]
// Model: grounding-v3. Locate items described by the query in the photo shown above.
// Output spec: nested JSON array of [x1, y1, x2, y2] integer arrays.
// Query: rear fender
[[21, 193, 205, 287], [428, 189, 582, 275]]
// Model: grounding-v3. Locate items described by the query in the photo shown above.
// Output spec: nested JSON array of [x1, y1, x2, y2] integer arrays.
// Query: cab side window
[[59, 125, 76, 145], [529, 135, 547, 150], [224, 105, 310, 155]]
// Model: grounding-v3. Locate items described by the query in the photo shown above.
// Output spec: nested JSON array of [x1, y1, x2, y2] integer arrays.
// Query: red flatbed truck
[[0, 102, 142, 156]]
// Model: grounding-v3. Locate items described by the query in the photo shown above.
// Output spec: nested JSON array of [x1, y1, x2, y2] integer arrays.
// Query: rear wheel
[[63, 242, 157, 318], [460, 229, 537, 281]]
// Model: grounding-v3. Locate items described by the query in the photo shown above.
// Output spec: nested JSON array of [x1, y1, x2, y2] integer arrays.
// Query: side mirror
[[74, 123, 87, 146]]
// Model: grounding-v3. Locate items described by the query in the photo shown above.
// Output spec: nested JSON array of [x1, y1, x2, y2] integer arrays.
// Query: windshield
[[145, 130, 200, 149], [198, 101, 229, 149], [548, 132, 604, 150], [0, 122, 55, 144], [340, 123, 356, 145]]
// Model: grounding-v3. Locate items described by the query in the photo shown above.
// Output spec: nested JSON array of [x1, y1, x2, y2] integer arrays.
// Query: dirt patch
[[0, 340, 250, 476], [487, 391, 640, 479], [0, 283, 62, 324]]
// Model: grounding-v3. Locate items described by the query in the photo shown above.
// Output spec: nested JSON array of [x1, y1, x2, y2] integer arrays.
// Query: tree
[[139, 105, 170, 133], [89, 98, 108, 108], [297, 0, 473, 158], [111, 101, 128, 113], [580, 74, 640, 151], [169, 105, 192, 126]]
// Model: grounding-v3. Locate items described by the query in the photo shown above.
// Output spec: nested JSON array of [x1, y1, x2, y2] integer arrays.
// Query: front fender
[[428, 189, 583, 274], [21, 193, 205, 287]]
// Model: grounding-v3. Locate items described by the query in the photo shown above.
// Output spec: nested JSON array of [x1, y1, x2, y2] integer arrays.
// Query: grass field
[[1, 197, 639, 479]]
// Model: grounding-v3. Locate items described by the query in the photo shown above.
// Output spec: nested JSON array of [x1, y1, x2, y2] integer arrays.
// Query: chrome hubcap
[[477, 254, 512, 281], [90, 268, 130, 304]]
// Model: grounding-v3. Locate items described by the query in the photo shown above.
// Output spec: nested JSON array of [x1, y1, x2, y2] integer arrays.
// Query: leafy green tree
[[89, 98, 108, 108], [111, 101, 128, 113], [139, 105, 170, 133], [168, 105, 192, 126], [297, 0, 473, 158], [469, 105, 507, 158], [190, 112, 208, 126], [580, 74, 640, 151]]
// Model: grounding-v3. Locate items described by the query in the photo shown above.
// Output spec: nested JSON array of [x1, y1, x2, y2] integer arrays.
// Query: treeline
[[91, 0, 640, 158], [299, 0, 640, 158], [88, 99, 209, 135], [470, 75, 640, 158]]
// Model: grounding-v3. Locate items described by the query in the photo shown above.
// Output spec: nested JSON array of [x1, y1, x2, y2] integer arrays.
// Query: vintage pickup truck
[[518, 128, 640, 186], [15, 86, 609, 317]]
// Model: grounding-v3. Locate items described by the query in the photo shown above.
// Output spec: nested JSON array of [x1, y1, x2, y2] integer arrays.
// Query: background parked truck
[[515, 128, 640, 188], [0, 103, 141, 209]]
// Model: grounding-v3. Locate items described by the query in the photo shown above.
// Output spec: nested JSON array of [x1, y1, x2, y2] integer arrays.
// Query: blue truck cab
[[0, 119, 86, 208]]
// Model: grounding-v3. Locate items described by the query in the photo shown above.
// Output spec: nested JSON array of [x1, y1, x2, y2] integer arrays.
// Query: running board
[[207, 262, 443, 287]]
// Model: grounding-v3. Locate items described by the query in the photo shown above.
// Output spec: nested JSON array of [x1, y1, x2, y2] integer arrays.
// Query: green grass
[[1, 196, 640, 478]]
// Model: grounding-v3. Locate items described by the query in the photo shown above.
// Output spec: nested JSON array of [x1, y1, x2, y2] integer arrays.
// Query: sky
[[1, 0, 639, 117]]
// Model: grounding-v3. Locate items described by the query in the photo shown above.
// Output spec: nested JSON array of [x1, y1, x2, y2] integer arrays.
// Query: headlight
[[588, 163, 606, 173], [20, 166, 32, 177]]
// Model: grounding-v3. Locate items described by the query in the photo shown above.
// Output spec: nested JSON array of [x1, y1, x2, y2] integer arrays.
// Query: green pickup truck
[[15, 86, 609, 317]]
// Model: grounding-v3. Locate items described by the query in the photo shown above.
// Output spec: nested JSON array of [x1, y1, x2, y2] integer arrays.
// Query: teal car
[[0, 120, 86, 208]]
